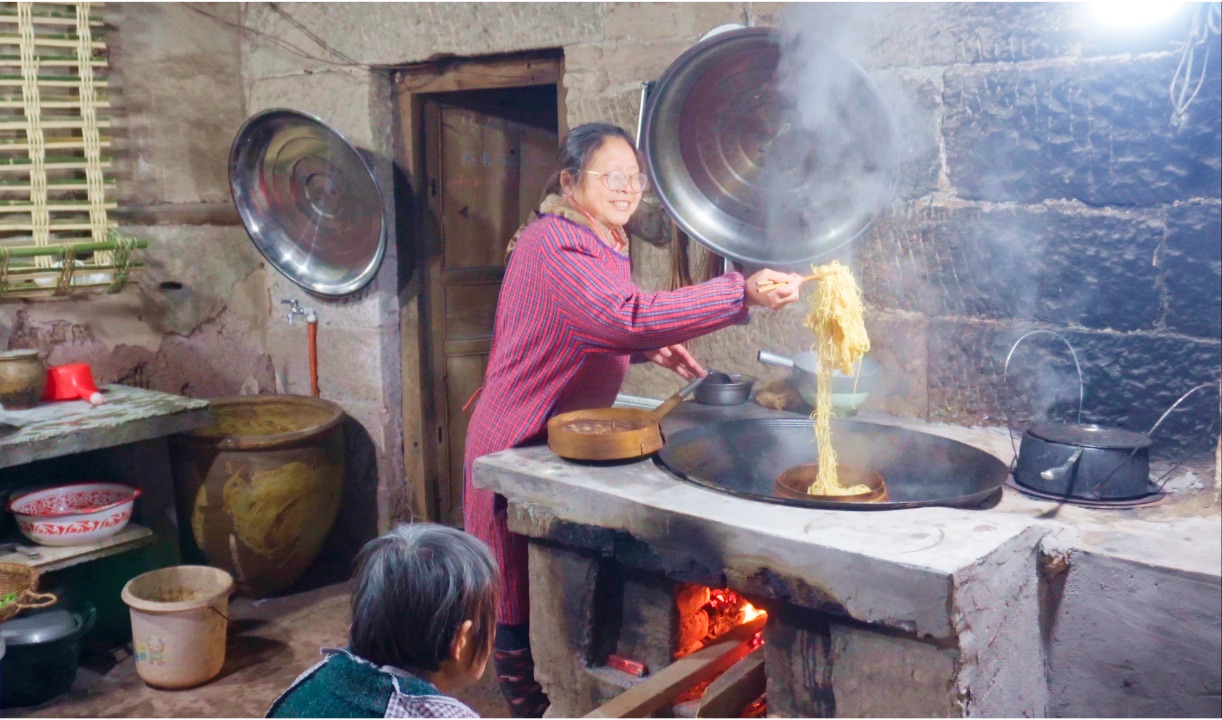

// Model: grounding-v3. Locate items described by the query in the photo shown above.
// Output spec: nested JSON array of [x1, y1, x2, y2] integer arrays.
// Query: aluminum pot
[[1013, 422, 1152, 499]]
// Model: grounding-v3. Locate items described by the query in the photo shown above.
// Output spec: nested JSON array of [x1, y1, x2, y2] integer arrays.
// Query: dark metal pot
[[695, 372, 756, 405], [1013, 423, 1152, 499], [0, 602, 95, 708]]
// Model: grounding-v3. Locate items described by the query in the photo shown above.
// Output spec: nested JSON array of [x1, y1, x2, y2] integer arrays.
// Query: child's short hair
[[350, 523, 499, 672]]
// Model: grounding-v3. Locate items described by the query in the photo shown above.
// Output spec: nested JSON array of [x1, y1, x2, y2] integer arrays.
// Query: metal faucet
[[281, 298, 310, 325]]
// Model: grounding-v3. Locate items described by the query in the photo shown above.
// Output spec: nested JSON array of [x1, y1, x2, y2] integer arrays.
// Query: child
[[268, 523, 499, 718]]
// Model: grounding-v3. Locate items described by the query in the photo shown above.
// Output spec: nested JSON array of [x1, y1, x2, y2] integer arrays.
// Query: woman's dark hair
[[349, 523, 499, 673], [541, 122, 640, 200]]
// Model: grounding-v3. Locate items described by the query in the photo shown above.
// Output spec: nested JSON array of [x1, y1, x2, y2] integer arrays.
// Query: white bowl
[[7, 482, 141, 546]]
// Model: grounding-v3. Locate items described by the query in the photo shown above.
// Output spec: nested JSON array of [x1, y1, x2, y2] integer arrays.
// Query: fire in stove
[[676, 583, 767, 658], [672, 584, 769, 717]]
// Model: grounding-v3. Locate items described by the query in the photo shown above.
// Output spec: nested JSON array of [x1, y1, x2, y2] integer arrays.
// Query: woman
[[268, 523, 497, 718], [463, 122, 802, 717]]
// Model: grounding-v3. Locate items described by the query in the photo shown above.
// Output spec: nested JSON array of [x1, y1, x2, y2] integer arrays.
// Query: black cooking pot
[[0, 602, 95, 708], [1014, 422, 1152, 499]]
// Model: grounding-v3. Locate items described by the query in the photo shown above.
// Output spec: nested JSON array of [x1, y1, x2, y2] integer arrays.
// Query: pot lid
[[0, 608, 77, 645], [0, 349, 39, 360], [1027, 422, 1152, 450], [229, 108, 386, 297], [641, 27, 897, 269]]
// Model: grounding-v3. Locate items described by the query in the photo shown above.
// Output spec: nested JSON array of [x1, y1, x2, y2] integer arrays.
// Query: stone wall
[[0, 4, 265, 399]]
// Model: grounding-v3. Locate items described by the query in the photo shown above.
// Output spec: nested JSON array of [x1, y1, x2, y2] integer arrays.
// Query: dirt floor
[[10, 581, 510, 718]]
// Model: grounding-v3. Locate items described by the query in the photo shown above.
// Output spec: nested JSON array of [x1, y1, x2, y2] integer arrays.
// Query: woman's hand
[[644, 344, 706, 380], [745, 270, 805, 309]]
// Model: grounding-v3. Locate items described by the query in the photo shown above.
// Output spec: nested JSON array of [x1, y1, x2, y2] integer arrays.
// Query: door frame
[[393, 51, 566, 523]]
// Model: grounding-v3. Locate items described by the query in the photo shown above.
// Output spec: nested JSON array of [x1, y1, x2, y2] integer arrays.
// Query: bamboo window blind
[[0, 0, 145, 300]]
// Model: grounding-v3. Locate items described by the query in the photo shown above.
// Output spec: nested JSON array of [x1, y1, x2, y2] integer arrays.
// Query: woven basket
[[0, 562, 57, 623]]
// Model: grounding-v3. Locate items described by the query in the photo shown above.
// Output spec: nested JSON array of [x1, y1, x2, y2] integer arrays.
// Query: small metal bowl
[[695, 372, 756, 405]]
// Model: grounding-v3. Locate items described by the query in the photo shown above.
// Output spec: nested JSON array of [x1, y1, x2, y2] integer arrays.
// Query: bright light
[[1091, 1, 1185, 27]]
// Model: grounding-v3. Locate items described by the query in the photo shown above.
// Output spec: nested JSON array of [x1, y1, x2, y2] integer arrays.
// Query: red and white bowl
[[7, 482, 141, 546]]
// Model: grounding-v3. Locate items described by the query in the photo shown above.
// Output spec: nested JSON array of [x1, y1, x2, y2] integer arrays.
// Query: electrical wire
[[181, 3, 555, 92], [1170, 2, 1222, 129], [183, 3, 373, 70], [266, 2, 361, 67]]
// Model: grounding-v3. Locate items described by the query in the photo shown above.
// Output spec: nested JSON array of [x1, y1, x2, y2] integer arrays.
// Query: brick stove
[[473, 403, 1220, 718], [474, 411, 1051, 717]]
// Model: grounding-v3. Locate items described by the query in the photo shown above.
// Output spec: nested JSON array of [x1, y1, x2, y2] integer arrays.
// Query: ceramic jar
[[168, 395, 345, 598], [0, 350, 46, 410]]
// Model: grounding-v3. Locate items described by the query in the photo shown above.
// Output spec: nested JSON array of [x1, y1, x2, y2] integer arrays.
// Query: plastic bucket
[[120, 566, 234, 689]]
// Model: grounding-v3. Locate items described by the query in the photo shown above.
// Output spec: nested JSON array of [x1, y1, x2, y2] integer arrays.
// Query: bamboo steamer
[[548, 377, 704, 461], [774, 464, 889, 503]]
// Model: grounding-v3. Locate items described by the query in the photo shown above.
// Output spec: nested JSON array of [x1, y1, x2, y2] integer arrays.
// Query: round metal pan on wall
[[655, 418, 1008, 510], [640, 27, 897, 269], [229, 109, 386, 297]]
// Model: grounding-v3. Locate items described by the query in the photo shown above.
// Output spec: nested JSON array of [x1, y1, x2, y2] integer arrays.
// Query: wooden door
[[422, 85, 557, 526]]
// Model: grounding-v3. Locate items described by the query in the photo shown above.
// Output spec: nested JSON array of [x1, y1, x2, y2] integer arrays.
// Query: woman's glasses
[[584, 170, 650, 193]]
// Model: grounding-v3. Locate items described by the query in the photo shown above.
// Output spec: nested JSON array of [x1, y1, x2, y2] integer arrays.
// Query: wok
[[549, 377, 705, 461], [640, 27, 897, 268], [656, 418, 1007, 510]]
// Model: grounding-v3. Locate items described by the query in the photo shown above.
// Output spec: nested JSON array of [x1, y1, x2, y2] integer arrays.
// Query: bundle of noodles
[[802, 260, 871, 495]]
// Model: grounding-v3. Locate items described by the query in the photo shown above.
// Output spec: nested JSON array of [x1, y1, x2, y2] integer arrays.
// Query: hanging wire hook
[[1084, 382, 1222, 495], [1002, 330, 1085, 466]]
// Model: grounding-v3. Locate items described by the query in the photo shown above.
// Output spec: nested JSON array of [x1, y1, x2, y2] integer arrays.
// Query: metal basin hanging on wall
[[168, 396, 345, 597]]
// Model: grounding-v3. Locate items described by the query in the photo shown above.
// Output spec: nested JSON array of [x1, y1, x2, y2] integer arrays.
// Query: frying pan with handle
[[548, 376, 706, 461]]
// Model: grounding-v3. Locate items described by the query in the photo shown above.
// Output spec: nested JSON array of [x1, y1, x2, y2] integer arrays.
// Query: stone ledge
[[476, 442, 1047, 638]]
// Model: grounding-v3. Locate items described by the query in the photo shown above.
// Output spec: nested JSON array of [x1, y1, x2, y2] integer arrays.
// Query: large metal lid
[[1027, 422, 1152, 450], [0, 608, 77, 645], [641, 27, 897, 269], [229, 109, 386, 297]]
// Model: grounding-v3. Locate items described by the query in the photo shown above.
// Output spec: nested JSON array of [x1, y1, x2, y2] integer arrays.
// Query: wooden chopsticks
[[755, 270, 829, 292]]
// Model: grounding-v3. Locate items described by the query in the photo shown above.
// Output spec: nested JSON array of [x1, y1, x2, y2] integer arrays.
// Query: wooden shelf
[[0, 384, 209, 470], [0, 522, 154, 572]]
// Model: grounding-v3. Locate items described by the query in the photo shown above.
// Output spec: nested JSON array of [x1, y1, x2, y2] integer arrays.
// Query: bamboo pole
[[0, 163, 113, 173], [0, 120, 112, 130], [0, 139, 112, 150], [0, 238, 147, 257], [0, 78, 110, 87], [0, 202, 116, 212], [0, 99, 111, 108], [0, 181, 116, 190], [0, 37, 106, 50], [0, 58, 107, 67], [0, 222, 114, 230]]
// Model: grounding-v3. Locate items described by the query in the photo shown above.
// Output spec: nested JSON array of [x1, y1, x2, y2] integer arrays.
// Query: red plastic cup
[[42, 363, 106, 406]]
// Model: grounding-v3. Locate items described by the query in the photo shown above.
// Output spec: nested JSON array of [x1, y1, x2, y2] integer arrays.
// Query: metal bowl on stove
[[695, 371, 756, 405], [641, 27, 897, 269]]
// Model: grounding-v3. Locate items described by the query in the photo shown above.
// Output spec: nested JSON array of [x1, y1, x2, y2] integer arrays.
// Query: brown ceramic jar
[[0, 349, 46, 410]]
